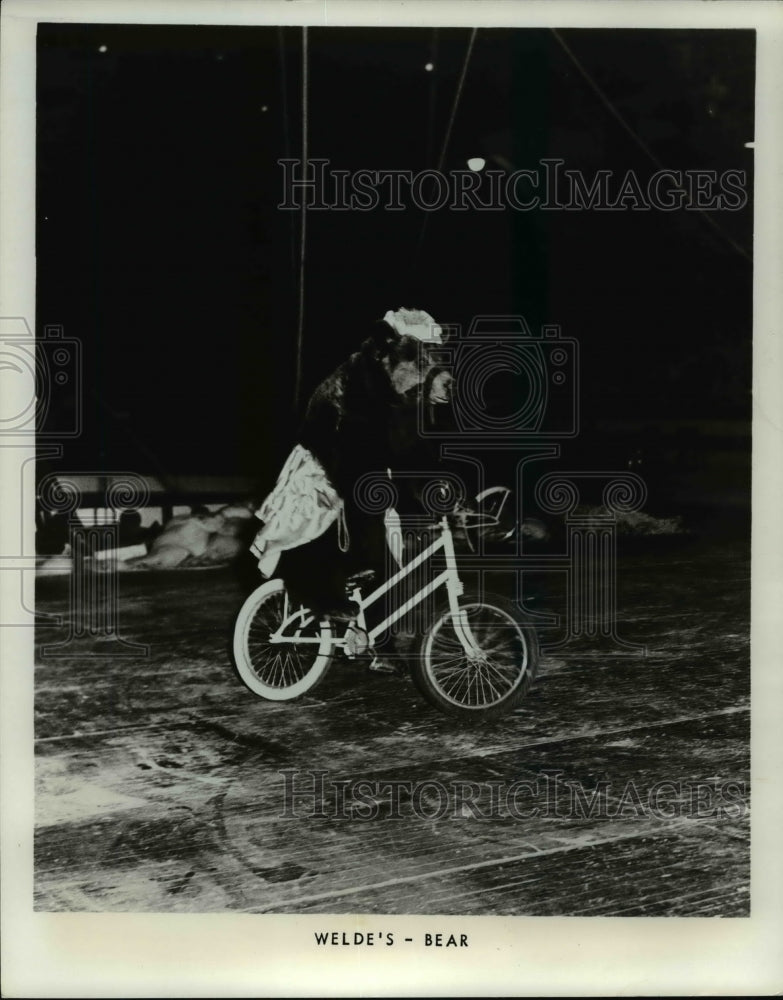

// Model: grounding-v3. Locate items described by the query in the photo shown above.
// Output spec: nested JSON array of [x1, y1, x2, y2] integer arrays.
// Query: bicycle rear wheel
[[233, 578, 334, 700], [413, 592, 539, 719]]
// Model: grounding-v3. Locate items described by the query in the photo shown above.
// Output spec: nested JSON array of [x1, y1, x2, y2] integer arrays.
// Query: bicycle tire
[[412, 592, 539, 719], [233, 578, 334, 700]]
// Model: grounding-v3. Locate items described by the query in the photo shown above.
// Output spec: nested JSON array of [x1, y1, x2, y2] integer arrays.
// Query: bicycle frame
[[268, 515, 485, 658]]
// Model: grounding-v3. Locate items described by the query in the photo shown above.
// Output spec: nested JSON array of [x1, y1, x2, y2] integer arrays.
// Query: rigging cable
[[435, 27, 478, 175], [550, 28, 751, 263], [277, 26, 297, 283], [293, 25, 309, 414], [413, 27, 478, 274], [424, 28, 440, 169]]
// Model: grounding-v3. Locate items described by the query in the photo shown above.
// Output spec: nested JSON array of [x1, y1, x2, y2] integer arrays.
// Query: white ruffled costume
[[250, 308, 441, 578]]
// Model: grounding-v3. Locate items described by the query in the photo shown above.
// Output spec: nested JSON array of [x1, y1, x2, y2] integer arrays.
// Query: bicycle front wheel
[[233, 578, 334, 700], [413, 593, 539, 719]]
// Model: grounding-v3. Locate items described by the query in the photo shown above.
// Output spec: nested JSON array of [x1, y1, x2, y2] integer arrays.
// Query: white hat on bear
[[383, 307, 442, 345]]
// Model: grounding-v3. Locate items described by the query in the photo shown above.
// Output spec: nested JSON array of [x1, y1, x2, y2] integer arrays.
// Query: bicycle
[[232, 487, 540, 719]]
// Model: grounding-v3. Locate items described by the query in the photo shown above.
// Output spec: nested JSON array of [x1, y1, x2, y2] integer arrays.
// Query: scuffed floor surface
[[33, 537, 750, 915]]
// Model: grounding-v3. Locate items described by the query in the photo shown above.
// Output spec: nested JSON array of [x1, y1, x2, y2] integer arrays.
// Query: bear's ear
[[369, 320, 400, 355]]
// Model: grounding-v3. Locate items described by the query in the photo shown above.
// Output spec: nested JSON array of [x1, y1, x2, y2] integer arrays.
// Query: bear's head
[[366, 307, 452, 407]]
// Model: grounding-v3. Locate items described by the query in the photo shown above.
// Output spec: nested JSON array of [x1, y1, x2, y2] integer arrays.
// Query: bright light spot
[[744, 141, 755, 149], [424, 62, 434, 72], [261, 105, 269, 113], [467, 157, 486, 172], [98, 45, 107, 53]]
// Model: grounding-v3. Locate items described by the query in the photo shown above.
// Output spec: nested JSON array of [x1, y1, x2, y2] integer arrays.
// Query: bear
[[267, 308, 453, 616]]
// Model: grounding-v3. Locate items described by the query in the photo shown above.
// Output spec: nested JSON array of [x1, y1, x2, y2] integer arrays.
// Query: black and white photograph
[[1, 0, 782, 996]]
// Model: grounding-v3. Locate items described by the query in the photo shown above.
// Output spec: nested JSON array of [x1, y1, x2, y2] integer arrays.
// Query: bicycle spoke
[[478, 666, 501, 703], [431, 652, 473, 671], [464, 665, 479, 704], [475, 665, 490, 705], [433, 666, 470, 684], [422, 601, 532, 709], [249, 646, 274, 671], [441, 664, 472, 700], [454, 669, 475, 704], [481, 658, 517, 695], [248, 634, 310, 688], [274, 651, 285, 686], [251, 612, 282, 628], [263, 650, 281, 684], [292, 651, 304, 683]]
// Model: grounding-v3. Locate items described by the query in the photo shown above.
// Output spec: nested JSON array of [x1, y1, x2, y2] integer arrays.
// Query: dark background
[[36, 25, 754, 513]]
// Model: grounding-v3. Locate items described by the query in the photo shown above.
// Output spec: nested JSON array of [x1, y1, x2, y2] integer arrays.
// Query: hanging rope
[[277, 27, 297, 283], [550, 28, 751, 263], [293, 26, 309, 415], [424, 28, 439, 168], [435, 27, 477, 175], [413, 27, 478, 273]]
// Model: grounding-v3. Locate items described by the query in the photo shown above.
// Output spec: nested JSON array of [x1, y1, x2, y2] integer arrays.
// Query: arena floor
[[33, 534, 750, 915]]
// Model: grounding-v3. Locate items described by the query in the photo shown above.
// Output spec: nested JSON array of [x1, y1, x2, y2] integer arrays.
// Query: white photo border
[[1, 1, 781, 996]]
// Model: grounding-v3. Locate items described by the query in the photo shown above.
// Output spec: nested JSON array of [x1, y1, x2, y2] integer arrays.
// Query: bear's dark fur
[[279, 318, 450, 612]]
